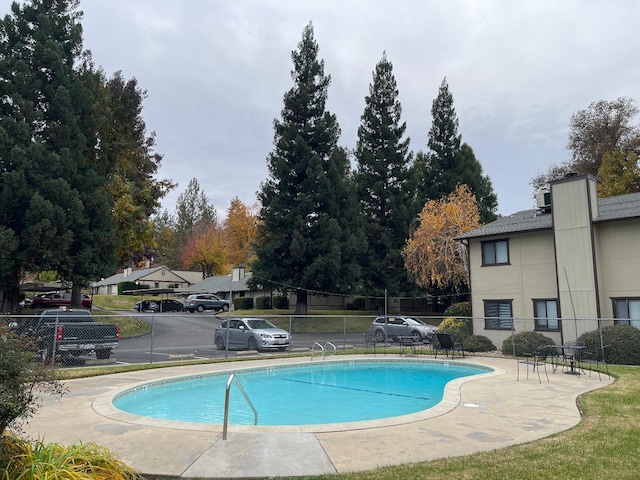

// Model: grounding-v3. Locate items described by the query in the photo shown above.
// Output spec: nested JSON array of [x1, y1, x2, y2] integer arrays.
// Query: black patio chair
[[581, 344, 612, 380], [518, 343, 551, 383], [364, 331, 386, 356], [434, 333, 464, 358]]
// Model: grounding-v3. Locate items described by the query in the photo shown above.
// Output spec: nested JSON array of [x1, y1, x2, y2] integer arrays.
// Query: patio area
[[24, 355, 612, 479]]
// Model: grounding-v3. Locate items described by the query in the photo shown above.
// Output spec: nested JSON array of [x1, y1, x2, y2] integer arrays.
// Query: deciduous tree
[[403, 184, 480, 290], [225, 198, 257, 268], [597, 151, 640, 198], [100, 71, 174, 266], [532, 97, 640, 191], [181, 223, 227, 278]]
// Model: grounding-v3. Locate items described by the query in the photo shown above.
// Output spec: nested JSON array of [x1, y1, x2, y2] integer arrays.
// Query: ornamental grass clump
[[1, 436, 139, 480]]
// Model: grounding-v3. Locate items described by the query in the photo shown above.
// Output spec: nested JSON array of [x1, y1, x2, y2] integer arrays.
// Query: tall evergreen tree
[[0, 0, 113, 310], [354, 53, 413, 296], [456, 143, 498, 223], [0, 0, 170, 311], [424, 77, 462, 202], [413, 77, 497, 223], [253, 23, 364, 314]]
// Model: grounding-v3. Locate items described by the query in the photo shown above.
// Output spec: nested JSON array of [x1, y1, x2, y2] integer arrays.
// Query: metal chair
[[434, 333, 464, 358], [364, 331, 385, 356], [581, 344, 612, 380], [518, 344, 551, 383]]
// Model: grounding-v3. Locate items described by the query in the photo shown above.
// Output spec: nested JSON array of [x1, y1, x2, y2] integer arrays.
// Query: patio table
[[551, 344, 585, 375]]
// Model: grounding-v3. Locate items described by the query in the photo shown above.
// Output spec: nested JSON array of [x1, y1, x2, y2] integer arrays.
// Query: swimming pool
[[113, 359, 490, 426]]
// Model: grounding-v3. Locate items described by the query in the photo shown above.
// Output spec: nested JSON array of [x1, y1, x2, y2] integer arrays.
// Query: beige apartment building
[[457, 174, 640, 347]]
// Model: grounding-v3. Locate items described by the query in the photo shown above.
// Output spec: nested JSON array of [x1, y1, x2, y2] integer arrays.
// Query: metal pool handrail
[[223, 374, 258, 440], [311, 341, 337, 360]]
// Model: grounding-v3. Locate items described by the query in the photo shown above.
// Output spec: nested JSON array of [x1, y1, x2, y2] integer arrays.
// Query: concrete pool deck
[[25, 355, 613, 479]]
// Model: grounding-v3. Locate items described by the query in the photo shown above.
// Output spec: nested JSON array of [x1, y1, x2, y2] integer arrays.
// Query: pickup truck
[[14, 309, 120, 361]]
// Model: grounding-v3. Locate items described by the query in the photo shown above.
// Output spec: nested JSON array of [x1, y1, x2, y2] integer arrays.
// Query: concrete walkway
[[24, 355, 613, 478]]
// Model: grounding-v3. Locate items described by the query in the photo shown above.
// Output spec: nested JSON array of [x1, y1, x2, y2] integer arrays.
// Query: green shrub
[[346, 297, 366, 310], [1, 436, 138, 479], [273, 295, 289, 309], [579, 325, 640, 365], [256, 296, 272, 309], [444, 301, 471, 318], [464, 335, 496, 352], [501, 331, 555, 357], [438, 317, 472, 344], [233, 297, 253, 310], [0, 321, 67, 436]]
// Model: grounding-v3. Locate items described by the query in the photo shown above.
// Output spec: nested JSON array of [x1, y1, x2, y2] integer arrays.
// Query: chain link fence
[[2, 310, 638, 370]]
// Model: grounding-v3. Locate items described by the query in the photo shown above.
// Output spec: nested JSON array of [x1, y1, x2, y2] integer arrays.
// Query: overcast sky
[[7, 1, 640, 218]]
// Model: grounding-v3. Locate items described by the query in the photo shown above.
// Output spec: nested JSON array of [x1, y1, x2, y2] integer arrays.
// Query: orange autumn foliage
[[403, 184, 480, 290]]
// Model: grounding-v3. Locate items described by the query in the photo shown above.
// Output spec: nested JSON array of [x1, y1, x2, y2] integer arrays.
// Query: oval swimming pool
[[113, 360, 491, 426]]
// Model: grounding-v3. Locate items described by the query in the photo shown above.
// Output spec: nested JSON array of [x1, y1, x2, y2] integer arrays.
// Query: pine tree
[[354, 53, 413, 296], [424, 77, 462, 202], [456, 143, 498, 223], [253, 23, 364, 314], [413, 78, 497, 223]]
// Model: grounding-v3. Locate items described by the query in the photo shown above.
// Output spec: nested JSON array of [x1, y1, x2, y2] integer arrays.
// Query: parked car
[[185, 294, 230, 313], [366, 316, 437, 343], [155, 299, 184, 312], [12, 309, 119, 360], [133, 300, 158, 312], [134, 299, 184, 312], [214, 317, 290, 351], [30, 292, 92, 309]]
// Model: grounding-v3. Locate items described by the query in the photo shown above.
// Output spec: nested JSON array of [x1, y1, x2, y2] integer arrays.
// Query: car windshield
[[246, 319, 277, 330]]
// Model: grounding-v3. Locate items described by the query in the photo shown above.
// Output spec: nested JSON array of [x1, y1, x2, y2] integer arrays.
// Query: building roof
[[457, 191, 640, 240], [91, 265, 189, 287], [180, 272, 253, 294]]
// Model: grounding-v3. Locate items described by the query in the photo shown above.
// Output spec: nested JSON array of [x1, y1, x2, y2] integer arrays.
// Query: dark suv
[[185, 294, 230, 313]]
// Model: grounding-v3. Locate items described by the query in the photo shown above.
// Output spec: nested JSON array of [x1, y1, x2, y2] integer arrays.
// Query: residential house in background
[[457, 174, 640, 348], [92, 265, 194, 295]]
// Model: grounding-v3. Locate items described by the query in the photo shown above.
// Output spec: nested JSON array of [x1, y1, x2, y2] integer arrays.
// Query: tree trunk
[[295, 289, 308, 315], [70, 283, 84, 308]]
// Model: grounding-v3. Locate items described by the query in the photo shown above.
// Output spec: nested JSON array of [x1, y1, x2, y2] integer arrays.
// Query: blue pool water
[[113, 360, 489, 426]]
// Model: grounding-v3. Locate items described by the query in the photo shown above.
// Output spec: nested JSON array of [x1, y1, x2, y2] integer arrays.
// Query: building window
[[161, 269, 166, 276], [481, 239, 509, 266], [533, 299, 560, 330], [613, 298, 640, 328], [484, 300, 512, 329]]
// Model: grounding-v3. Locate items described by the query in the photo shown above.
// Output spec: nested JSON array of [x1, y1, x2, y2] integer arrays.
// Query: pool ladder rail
[[222, 374, 258, 440], [311, 341, 337, 361]]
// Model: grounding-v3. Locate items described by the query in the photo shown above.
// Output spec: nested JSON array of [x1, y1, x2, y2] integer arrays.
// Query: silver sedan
[[214, 317, 290, 352]]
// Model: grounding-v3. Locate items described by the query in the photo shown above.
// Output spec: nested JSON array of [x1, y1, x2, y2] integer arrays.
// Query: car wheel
[[95, 349, 111, 360], [215, 336, 225, 350], [196, 304, 204, 313], [411, 330, 422, 340], [248, 337, 258, 351], [374, 329, 386, 342], [188, 308, 194, 313], [222, 304, 229, 312]]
